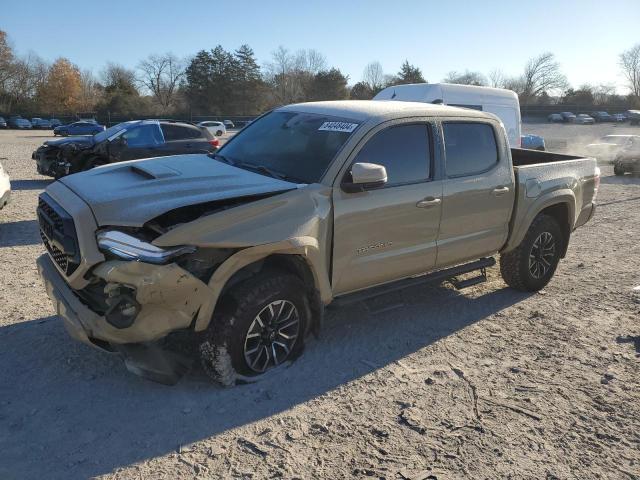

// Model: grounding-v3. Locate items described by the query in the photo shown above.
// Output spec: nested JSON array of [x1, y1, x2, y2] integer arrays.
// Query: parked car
[[0, 116, 7, 128], [8, 116, 33, 129], [374, 83, 522, 147], [0, 159, 10, 209], [53, 121, 105, 136], [197, 121, 226, 136], [521, 134, 545, 150], [547, 113, 563, 123], [586, 135, 640, 162], [628, 110, 640, 126], [223, 119, 235, 129], [49, 118, 62, 128], [34, 119, 219, 178], [31, 118, 52, 129], [35, 101, 599, 385], [613, 137, 640, 175], [610, 113, 627, 123], [575, 114, 595, 125], [590, 111, 612, 122], [560, 112, 577, 123]]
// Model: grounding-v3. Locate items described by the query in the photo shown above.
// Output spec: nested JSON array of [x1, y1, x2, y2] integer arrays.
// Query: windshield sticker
[[318, 122, 358, 133]]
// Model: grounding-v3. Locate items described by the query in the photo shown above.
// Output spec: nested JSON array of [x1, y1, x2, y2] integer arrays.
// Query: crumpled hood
[[44, 136, 95, 148], [58, 154, 298, 227]]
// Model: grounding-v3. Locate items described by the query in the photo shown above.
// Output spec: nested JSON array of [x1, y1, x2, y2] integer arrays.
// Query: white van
[[373, 83, 521, 147]]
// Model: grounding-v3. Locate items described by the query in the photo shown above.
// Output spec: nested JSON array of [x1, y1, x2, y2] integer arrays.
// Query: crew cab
[[33, 119, 219, 178], [36, 101, 599, 385]]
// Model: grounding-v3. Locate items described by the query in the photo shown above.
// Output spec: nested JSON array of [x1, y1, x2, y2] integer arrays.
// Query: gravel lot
[[0, 126, 639, 480]]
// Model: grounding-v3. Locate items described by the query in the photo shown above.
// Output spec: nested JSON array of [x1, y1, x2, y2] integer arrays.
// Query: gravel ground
[[0, 127, 639, 480]]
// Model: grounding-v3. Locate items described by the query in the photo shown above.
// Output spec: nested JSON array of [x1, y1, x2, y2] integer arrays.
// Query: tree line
[[1, 29, 638, 118]]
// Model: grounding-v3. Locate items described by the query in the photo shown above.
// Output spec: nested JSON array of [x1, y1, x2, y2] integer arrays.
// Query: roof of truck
[[278, 100, 493, 122]]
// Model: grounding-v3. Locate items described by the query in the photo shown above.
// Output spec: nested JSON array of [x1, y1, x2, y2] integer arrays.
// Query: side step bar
[[331, 257, 496, 307]]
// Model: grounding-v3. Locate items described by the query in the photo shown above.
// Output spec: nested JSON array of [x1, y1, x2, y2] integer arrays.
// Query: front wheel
[[614, 163, 625, 176], [216, 130, 223, 136], [198, 272, 309, 386], [500, 214, 563, 292]]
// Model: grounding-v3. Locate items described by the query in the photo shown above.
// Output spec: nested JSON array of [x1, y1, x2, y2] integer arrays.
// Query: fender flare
[[194, 236, 332, 331], [502, 189, 575, 254]]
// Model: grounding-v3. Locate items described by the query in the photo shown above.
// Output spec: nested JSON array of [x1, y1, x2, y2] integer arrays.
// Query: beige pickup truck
[[37, 101, 599, 385]]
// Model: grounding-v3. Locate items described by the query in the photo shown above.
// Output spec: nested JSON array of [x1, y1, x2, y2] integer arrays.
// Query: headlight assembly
[[97, 230, 196, 264]]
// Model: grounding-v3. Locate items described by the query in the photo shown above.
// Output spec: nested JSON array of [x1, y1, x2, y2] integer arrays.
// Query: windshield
[[94, 121, 137, 143], [217, 111, 360, 183]]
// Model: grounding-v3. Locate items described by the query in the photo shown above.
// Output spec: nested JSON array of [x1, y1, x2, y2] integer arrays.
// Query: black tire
[[216, 130, 223, 136], [614, 163, 625, 176], [198, 272, 309, 386], [500, 214, 563, 292]]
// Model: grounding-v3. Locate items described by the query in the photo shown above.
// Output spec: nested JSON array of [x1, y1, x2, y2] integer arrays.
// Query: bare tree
[[264, 46, 303, 104], [443, 70, 487, 86], [137, 53, 184, 112], [591, 83, 617, 105], [0, 30, 16, 91], [6, 53, 48, 110], [488, 69, 505, 88], [362, 61, 384, 92], [78, 70, 101, 111], [294, 49, 326, 75], [520, 52, 568, 101], [264, 47, 328, 104], [619, 43, 640, 97]]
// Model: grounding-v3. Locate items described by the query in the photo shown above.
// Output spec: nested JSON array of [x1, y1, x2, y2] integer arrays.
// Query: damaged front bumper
[[37, 254, 215, 383], [33, 148, 70, 178]]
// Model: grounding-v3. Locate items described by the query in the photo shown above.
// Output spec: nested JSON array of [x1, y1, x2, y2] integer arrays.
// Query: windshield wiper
[[236, 162, 289, 181], [209, 153, 235, 166], [211, 155, 302, 183]]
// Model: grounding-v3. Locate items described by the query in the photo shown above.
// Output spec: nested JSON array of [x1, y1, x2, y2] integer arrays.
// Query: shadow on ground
[[600, 173, 640, 185], [0, 219, 40, 247], [10, 179, 52, 190], [0, 282, 530, 480]]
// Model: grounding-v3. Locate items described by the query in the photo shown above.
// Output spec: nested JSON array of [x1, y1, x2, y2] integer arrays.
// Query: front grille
[[37, 193, 79, 275], [40, 230, 68, 272]]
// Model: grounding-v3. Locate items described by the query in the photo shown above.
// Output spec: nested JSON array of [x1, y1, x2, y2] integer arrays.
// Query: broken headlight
[[97, 230, 196, 264]]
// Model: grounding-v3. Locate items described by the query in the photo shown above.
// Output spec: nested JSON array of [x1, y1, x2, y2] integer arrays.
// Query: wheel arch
[[194, 238, 331, 333], [503, 191, 575, 257]]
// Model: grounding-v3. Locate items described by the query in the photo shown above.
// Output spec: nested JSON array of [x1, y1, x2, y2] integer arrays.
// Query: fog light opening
[[104, 285, 140, 329]]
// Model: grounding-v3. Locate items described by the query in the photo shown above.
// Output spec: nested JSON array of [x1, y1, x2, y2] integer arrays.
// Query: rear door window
[[443, 122, 498, 177], [122, 124, 163, 147], [161, 124, 204, 141], [353, 124, 431, 186]]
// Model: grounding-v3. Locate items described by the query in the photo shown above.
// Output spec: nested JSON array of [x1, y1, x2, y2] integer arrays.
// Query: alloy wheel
[[528, 231, 556, 279], [243, 299, 300, 373]]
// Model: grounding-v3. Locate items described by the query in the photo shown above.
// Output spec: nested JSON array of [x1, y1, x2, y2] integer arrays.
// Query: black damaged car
[[33, 119, 219, 178]]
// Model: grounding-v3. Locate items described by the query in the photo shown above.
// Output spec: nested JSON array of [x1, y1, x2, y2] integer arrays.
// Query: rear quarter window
[[161, 124, 205, 141], [443, 122, 498, 177]]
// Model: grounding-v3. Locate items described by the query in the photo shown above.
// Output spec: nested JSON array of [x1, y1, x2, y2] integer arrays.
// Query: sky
[[2, 0, 639, 93]]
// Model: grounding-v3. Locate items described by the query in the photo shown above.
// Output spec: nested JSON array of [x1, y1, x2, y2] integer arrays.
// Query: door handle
[[492, 186, 510, 196], [416, 197, 442, 208]]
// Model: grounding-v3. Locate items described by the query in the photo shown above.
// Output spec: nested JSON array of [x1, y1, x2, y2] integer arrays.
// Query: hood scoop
[[130, 163, 181, 180]]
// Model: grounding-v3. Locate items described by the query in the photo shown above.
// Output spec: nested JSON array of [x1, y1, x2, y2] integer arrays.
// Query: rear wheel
[[614, 163, 625, 176], [198, 272, 309, 386], [500, 214, 563, 292], [216, 130, 223, 136]]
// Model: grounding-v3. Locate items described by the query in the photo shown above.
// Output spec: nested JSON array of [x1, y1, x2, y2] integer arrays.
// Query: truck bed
[[505, 148, 598, 252], [511, 147, 585, 166]]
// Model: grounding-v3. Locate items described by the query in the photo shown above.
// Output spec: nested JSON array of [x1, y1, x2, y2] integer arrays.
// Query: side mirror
[[342, 162, 387, 193]]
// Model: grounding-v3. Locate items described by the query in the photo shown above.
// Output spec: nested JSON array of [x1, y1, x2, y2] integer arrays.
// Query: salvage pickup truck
[[37, 101, 599, 385]]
